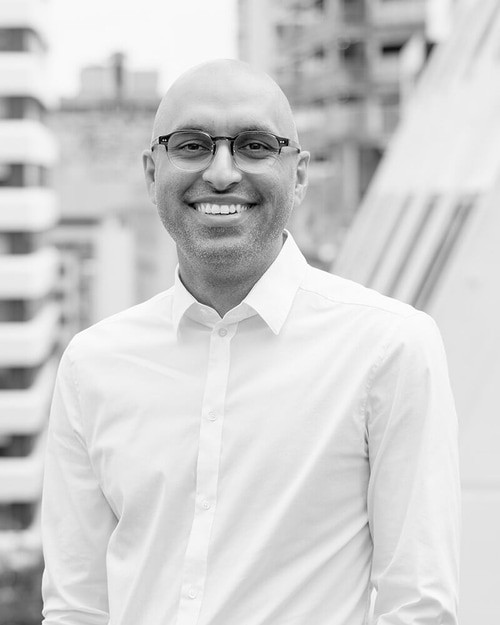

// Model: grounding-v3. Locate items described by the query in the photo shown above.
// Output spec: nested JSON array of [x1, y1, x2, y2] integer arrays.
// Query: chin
[[194, 239, 249, 264]]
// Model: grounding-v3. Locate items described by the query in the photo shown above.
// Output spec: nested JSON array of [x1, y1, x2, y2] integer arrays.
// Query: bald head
[[152, 59, 299, 143]]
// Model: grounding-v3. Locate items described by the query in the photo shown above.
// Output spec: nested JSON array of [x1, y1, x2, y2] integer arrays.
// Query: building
[[334, 0, 500, 621], [238, 0, 428, 266], [0, 0, 59, 619], [50, 55, 177, 336], [75, 52, 160, 106]]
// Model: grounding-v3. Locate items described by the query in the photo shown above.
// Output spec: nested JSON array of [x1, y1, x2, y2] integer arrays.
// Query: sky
[[47, 0, 238, 99]]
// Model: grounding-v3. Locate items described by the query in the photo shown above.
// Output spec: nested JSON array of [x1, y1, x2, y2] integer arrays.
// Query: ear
[[142, 149, 157, 205], [294, 150, 310, 206]]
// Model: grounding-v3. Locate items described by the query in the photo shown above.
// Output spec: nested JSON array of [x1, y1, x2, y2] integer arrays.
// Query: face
[[143, 64, 309, 276]]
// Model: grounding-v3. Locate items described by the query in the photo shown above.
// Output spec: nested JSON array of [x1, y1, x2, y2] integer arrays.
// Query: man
[[42, 60, 460, 625]]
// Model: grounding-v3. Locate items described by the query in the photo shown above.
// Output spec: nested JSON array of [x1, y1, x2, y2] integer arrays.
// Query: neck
[[177, 241, 283, 318]]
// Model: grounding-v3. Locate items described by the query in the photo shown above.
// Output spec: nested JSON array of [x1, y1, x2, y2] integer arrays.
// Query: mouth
[[191, 202, 252, 215]]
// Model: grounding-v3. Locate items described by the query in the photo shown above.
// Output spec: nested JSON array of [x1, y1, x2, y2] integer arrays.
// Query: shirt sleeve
[[41, 344, 116, 625], [366, 312, 460, 624]]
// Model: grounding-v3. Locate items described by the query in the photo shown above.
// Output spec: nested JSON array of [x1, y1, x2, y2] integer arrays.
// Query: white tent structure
[[334, 0, 500, 621]]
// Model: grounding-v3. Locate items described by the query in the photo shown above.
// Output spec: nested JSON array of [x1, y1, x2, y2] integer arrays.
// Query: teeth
[[194, 203, 250, 215]]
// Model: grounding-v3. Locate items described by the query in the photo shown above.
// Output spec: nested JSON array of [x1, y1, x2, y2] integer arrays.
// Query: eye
[[168, 132, 213, 157], [240, 140, 272, 151], [236, 134, 278, 159], [177, 141, 210, 152]]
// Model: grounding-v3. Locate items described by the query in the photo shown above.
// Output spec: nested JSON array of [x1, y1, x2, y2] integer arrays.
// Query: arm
[[366, 312, 460, 624], [42, 345, 116, 625]]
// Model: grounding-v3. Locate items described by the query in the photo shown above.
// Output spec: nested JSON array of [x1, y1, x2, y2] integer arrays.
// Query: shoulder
[[64, 288, 173, 363], [297, 264, 442, 350], [299, 264, 417, 319]]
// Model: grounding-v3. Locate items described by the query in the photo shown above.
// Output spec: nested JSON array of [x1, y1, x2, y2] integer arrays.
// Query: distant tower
[[0, 0, 59, 614], [111, 51, 126, 102]]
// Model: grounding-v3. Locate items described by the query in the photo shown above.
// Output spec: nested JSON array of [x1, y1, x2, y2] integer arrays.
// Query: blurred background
[[0, 0, 498, 622]]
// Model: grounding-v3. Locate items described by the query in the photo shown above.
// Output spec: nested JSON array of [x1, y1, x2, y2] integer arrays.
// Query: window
[[0, 28, 44, 52], [387, 195, 439, 296], [359, 146, 383, 198], [366, 195, 413, 285], [0, 232, 36, 255], [413, 196, 476, 309], [0, 28, 24, 51], [0, 96, 44, 120], [0, 299, 42, 322], [313, 46, 326, 59], [0, 435, 36, 458], [0, 503, 36, 531], [380, 92, 400, 133], [338, 40, 365, 65], [0, 164, 23, 186], [342, 0, 366, 22], [337, 92, 363, 104], [0, 366, 39, 390], [381, 41, 406, 56], [0, 164, 48, 187]]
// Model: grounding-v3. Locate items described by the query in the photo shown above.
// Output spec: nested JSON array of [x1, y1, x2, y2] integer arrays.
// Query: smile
[[193, 203, 251, 215]]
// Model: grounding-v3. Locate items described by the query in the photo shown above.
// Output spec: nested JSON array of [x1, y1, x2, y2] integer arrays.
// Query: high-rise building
[[238, 0, 428, 266], [0, 0, 59, 618], [50, 55, 177, 336], [334, 0, 500, 621]]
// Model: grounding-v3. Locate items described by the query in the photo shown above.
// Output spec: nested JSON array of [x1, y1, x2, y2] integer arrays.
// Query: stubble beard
[[159, 192, 294, 281]]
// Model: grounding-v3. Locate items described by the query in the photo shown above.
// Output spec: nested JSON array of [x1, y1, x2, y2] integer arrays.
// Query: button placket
[[175, 323, 237, 625]]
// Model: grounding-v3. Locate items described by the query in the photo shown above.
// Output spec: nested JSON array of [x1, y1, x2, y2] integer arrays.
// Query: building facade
[[239, 0, 427, 266], [0, 0, 59, 619], [49, 55, 177, 337], [334, 0, 500, 621]]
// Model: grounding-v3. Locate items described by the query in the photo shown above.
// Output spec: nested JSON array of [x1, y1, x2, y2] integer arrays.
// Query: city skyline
[[47, 0, 238, 99]]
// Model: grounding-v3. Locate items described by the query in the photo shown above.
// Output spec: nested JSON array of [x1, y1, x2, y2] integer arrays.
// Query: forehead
[[156, 70, 294, 137]]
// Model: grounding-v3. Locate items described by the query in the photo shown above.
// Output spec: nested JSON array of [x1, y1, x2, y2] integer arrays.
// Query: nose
[[202, 140, 242, 190]]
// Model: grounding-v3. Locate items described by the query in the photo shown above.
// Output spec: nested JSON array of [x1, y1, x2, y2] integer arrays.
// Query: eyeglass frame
[[150, 129, 302, 172]]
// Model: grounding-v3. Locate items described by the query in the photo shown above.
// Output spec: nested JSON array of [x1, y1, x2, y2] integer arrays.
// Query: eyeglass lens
[[166, 131, 281, 172]]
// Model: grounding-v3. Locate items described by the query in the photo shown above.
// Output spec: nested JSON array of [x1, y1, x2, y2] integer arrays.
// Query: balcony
[[0, 119, 57, 165], [0, 188, 59, 231], [341, 0, 367, 24], [275, 15, 328, 60], [0, 301, 60, 367], [0, 430, 45, 502], [370, 53, 402, 85], [0, 357, 57, 435], [0, 53, 50, 105], [295, 101, 367, 142], [278, 67, 336, 106], [0, 247, 59, 298], [0, 0, 49, 44], [371, 0, 426, 27]]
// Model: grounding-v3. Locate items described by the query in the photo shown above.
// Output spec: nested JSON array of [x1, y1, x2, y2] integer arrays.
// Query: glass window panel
[[0, 28, 24, 51], [387, 195, 439, 296], [413, 195, 477, 309]]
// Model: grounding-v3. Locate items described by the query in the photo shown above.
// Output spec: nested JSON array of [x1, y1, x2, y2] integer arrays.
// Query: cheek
[[154, 175, 188, 215]]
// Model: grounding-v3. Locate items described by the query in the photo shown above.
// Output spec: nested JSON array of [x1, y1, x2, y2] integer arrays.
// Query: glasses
[[150, 130, 301, 173]]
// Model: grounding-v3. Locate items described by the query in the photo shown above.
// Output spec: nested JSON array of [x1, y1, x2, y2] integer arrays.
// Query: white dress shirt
[[41, 233, 460, 625]]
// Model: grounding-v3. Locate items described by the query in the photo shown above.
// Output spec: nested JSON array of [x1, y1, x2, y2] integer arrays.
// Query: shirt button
[[201, 500, 211, 510], [218, 327, 228, 337], [188, 587, 197, 599], [207, 411, 217, 421]]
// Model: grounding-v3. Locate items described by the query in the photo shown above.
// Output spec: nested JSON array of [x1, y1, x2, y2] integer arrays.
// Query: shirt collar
[[171, 232, 307, 335]]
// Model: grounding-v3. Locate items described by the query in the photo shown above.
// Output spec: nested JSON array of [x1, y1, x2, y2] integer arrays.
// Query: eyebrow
[[170, 123, 278, 135]]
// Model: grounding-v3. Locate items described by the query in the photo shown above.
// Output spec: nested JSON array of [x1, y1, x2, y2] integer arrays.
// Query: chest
[[82, 326, 371, 517]]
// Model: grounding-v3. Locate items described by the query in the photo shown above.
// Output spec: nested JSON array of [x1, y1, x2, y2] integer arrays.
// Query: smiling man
[[143, 60, 309, 317], [41, 60, 460, 625]]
